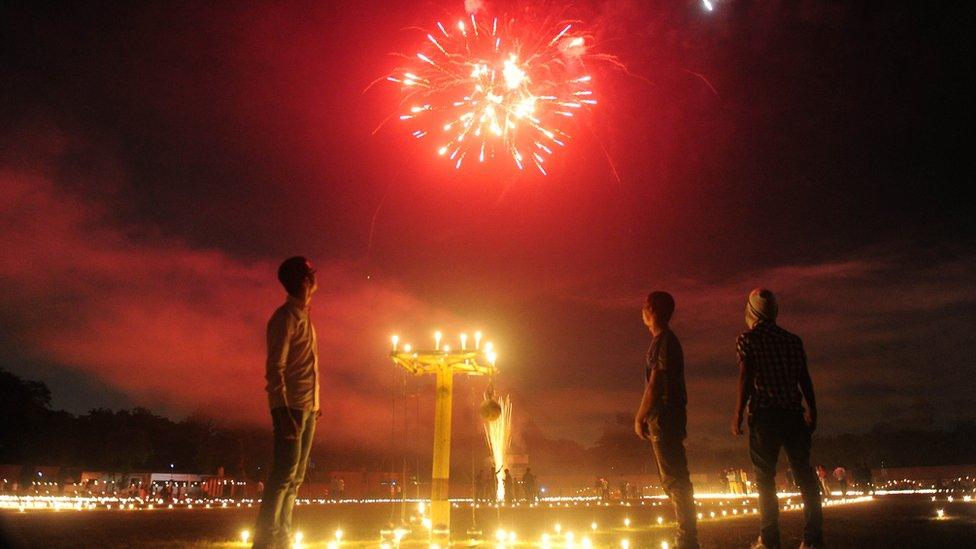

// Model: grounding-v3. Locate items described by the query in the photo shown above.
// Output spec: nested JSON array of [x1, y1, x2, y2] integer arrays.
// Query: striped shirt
[[736, 321, 807, 412]]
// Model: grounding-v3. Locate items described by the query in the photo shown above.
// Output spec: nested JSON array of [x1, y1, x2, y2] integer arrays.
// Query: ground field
[[2, 495, 974, 548]]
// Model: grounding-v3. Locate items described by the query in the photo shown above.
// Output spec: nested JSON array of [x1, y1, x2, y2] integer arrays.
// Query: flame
[[483, 395, 513, 502]]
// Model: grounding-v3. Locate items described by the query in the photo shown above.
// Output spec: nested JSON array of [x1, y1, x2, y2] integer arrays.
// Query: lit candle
[[475, 331, 483, 349], [404, 344, 412, 353], [391, 335, 399, 352], [460, 333, 468, 350], [443, 344, 451, 353], [434, 331, 442, 350]]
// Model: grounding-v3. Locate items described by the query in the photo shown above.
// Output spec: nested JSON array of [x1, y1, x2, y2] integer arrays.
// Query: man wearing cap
[[253, 256, 320, 549], [732, 289, 823, 549]]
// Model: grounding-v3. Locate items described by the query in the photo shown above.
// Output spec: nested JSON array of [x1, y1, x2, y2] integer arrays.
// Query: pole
[[430, 367, 453, 542]]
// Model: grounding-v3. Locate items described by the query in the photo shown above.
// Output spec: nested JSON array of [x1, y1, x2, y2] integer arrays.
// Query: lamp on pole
[[389, 333, 497, 544]]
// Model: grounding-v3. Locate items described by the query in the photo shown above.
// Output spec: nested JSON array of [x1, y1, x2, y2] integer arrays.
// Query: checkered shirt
[[736, 321, 807, 411]]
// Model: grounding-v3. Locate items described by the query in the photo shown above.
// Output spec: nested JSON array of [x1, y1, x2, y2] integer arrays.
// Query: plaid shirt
[[736, 321, 807, 412]]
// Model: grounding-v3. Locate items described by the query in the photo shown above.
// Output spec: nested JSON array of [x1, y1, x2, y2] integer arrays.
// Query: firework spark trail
[[387, 10, 602, 175], [483, 395, 512, 502]]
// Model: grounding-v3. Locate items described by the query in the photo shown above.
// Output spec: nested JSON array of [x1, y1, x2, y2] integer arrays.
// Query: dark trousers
[[253, 407, 316, 548], [749, 408, 823, 548], [650, 410, 699, 549]]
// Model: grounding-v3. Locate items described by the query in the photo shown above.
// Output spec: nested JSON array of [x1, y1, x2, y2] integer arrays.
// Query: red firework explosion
[[386, 10, 600, 175]]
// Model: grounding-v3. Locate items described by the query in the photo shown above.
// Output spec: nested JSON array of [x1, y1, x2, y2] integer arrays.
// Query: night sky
[[1, 1, 973, 462]]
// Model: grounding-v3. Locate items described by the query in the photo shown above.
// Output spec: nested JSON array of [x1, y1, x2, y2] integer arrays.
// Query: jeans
[[749, 408, 823, 548], [650, 408, 699, 549], [253, 407, 316, 548]]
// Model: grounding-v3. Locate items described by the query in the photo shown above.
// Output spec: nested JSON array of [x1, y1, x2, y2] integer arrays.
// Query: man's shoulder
[[658, 329, 680, 347], [268, 303, 299, 325], [770, 323, 803, 345], [651, 329, 681, 355]]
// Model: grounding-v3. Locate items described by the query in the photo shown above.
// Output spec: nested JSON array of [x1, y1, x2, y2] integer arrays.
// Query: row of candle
[[391, 332, 494, 355]]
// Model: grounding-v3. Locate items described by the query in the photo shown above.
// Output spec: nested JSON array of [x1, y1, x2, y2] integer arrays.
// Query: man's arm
[[266, 312, 291, 407], [635, 337, 667, 440], [266, 311, 299, 438], [634, 369, 665, 440], [797, 345, 817, 431], [732, 334, 754, 436]]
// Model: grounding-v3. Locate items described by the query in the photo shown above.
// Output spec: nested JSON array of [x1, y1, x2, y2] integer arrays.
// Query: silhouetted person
[[253, 257, 320, 549], [731, 288, 823, 549], [833, 467, 847, 496], [816, 465, 829, 495], [503, 468, 514, 505], [474, 469, 485, 503], [785, 467, 798, 492], [634, 292, 699, 549], [522, 468, 537, 502]]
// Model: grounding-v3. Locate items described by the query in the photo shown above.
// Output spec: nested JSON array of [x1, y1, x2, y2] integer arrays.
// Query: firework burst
[[386, 9, 599, 175]]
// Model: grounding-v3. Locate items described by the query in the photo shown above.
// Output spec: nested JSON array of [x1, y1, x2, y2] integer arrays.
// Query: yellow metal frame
[[390, 349, 496, 542], [390, 350, 497, 377]]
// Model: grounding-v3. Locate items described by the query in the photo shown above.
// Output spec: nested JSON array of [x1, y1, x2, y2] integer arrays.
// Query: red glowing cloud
[[0, 162, 460, 451]]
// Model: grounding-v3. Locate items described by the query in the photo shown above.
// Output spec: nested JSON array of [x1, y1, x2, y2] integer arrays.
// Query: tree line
[[3, 368, 975, 485]]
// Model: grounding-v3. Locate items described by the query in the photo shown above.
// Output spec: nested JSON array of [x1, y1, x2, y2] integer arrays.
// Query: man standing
[[634, 292, 699, 549], [816, 465, 829, 495], [522, 468, 537, 503], [833, 466, 847, 496], [503, 468, 514, 506], [253, 257, 320, 549], [732, 288, 823, 549]]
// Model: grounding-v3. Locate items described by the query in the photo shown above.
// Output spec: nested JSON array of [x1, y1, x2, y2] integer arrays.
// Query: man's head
[[278, 256, 317, 298], [745, 288, 777, 329], [642, 291, 675, 331]]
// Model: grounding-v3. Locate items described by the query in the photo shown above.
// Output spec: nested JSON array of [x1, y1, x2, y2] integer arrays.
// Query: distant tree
[[3, 368, 976, 479], [0, 368, 54, 462]]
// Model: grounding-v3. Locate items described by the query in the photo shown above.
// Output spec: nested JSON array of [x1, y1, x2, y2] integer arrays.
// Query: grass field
[[2, 495, 974, 548]]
